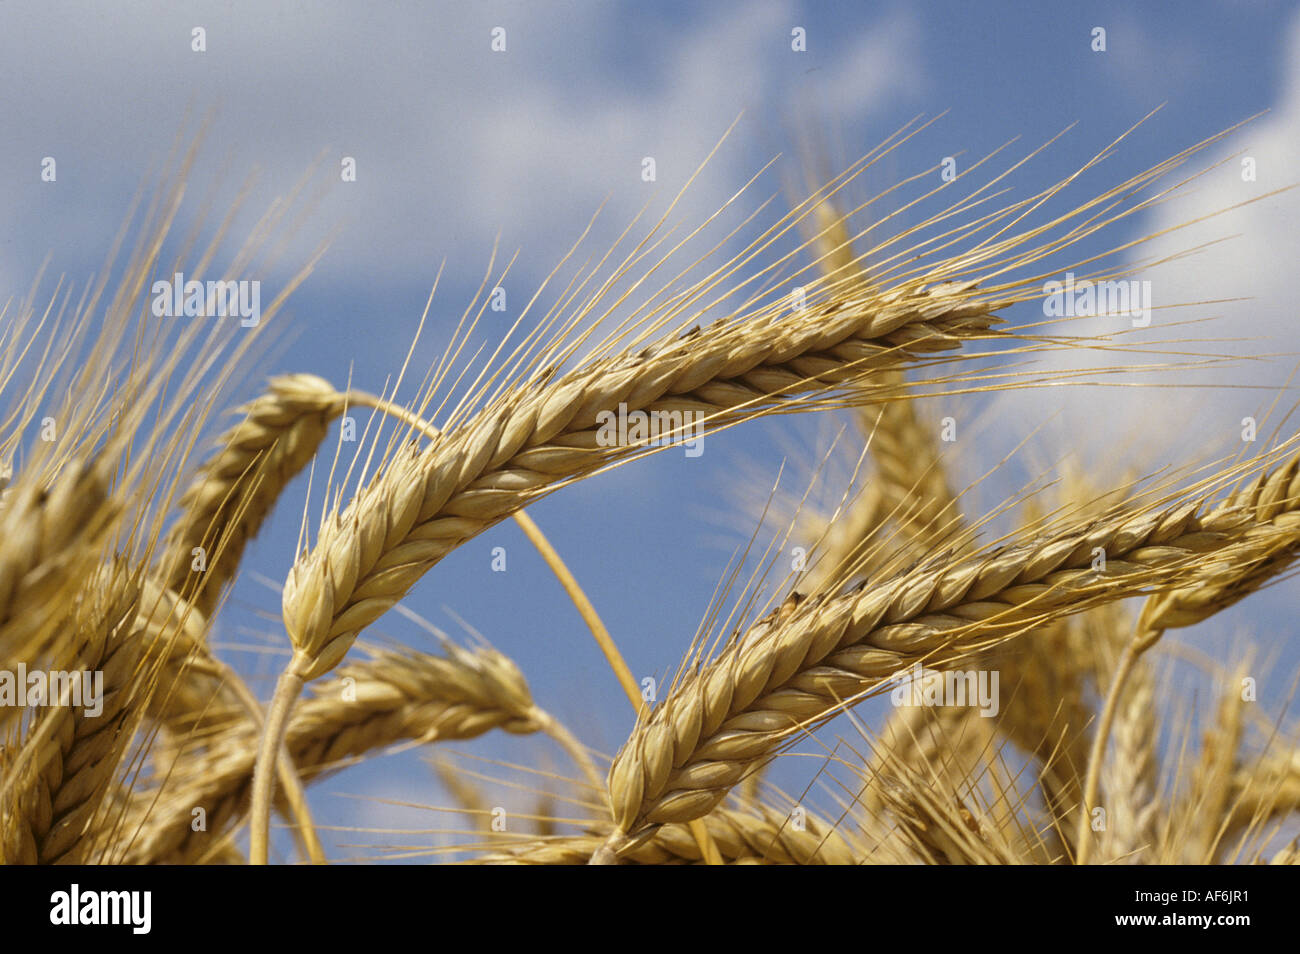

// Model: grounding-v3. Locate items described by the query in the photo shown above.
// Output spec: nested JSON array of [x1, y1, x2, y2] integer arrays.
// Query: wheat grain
[[858, 701, 994, 838], [1220, 747, 1300, 856], [1140, 455, 1300, 633], [1176, 661, 1250, 863], [876, 774, 1018, 865]]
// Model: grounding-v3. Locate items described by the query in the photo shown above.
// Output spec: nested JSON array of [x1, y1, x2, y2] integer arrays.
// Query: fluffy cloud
[[0, 2, 921, 293], [979, 8, 1300, 474]]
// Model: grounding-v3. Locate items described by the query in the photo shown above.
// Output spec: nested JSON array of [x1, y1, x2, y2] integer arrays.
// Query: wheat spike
[[1, 562, 142, 864], [1098, 641, 1159, 864], [282, 280, 999, 683], [120, 642, 548, 863], [1171, 661, 1251, 863], [602, 447, 1300, 843], [877, 773, 1019, 865], [1220, 746, 1300, 856], [480, 803, 855, 864], [0, 458, 117, 667], [158, 374, 343, 619]]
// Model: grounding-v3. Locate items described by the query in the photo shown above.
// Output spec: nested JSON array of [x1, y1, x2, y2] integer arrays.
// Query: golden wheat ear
[[157, 374, 344, 620], [1, 561, 141, 864], [601, 440, 1300, 848], [117, 634, 584, 864], [477, 801, 856, 865]]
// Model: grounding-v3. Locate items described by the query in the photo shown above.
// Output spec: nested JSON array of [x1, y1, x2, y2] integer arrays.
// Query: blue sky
[[3, 1, 1299, 861]]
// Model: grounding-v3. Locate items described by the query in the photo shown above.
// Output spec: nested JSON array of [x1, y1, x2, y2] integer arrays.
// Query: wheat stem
[[213, 659, 325, 865], [510, 509, 641, 712], [249, 667, 304, 865], [513, 509, 723, 866]]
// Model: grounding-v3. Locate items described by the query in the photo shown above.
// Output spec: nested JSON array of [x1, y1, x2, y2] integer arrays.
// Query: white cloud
[[0, 1, 923, 298], [981, 8, 1300, 474]]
